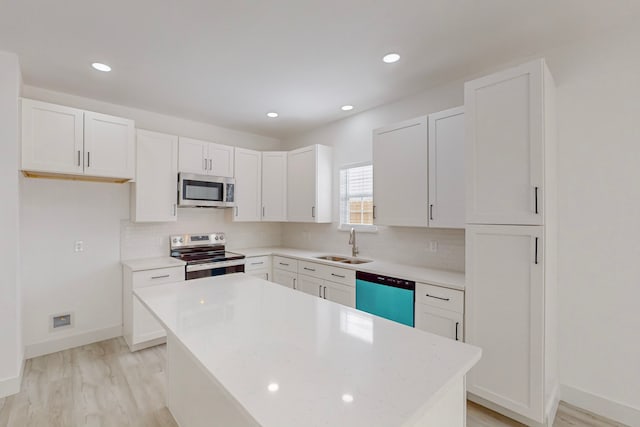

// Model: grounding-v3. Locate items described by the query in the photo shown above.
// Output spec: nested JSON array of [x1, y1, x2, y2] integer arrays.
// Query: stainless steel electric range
[[170, 232, 245, 280]]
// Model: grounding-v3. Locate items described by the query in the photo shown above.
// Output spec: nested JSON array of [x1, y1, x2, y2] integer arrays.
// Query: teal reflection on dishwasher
[[356, 279, 414, 327]]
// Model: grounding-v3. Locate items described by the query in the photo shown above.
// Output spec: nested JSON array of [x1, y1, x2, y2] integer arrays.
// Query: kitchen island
[[134, 273, 481, 427]]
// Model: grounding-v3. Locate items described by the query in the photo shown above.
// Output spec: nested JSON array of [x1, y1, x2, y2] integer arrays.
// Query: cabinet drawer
[[273, 256, 298, 273], [298, 260, 324, 278], [132, 266, 184, 289], [323, 265, 355, 286], [245, 256, 271, 272], [416, 283, 464, 314]]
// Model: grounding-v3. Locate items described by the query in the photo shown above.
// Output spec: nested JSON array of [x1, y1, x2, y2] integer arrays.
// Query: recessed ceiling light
[[382, 53, 400, 64], [342, 394, 354, 403], [268, 383, 279, 392], [91, 62, 112, 72], [341, 105, 354, 111], [266, 112, 279, 118]]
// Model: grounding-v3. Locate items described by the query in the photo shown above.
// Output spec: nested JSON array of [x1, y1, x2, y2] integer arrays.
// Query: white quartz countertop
[[121, 256, 185, 272], [232, 247, 466, 290], [135, 273, 481, 427]]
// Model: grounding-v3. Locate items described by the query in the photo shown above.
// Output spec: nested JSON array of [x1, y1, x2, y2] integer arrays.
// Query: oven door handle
[[186, 259, 246, 273]]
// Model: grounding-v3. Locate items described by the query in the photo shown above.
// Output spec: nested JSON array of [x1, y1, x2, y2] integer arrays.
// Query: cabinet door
[[373, 116, 428, 227], [465, 60, 544, 225], [428, 107, 465, 229], [287, 146, 316, 222], [133, 297, 166, 343], [178, 137, 207, 174], [84, 111, 135, 179], [262, 152, 287, 221], [233, 148, 262, 222], [21, 99, 84, 175], [132, 130, 178, 222], [272, 269, 297, 289], [323, 281, 355, 308], [415, 305, 463, 341], [466, 224, 544, 421], [208, 142, 234, 177], [297, 274, 323, 297], [247, 270, 269, 281]]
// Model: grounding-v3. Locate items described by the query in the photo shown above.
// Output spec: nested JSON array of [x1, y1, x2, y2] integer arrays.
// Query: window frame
[[338, 161, 378, 233]]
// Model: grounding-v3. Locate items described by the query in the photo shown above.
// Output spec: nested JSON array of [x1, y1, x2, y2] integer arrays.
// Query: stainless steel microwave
[[178, 173, 235, 208]]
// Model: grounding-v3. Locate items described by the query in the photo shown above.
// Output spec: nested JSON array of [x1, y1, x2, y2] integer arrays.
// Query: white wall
[[20, 87, 283, 358], [0, 51, 22, 397], [282, 81, 466, 271], [283, 24, 640, 423]]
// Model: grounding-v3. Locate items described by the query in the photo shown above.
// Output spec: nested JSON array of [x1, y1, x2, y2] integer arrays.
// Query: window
[[339, 163, 376, 231]]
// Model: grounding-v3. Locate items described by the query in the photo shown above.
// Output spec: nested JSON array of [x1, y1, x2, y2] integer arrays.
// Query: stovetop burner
[[170, 232, 245, 265]]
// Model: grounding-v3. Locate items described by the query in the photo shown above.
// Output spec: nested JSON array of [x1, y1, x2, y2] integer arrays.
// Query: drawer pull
[[151, 274, 170, 280], [279, 262, 289, 266], [425, 293, 450, 302], [455, 322, 460, 341], [251, 261, 264, 266], [303, 267, 315, 271], [331, 273, 345, 278]]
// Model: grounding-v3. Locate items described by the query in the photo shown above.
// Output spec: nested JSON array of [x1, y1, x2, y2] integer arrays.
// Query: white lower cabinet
[[323, 280, 355, 307], [297, 274, 323, 297], [123, 265, 184, 352], [244, 255, 272, 281], [272, 269, 297, 289], [415, 282, 464, 341]]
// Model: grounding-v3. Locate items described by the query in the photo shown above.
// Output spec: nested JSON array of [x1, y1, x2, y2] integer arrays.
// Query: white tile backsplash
[[121, 208, 283, 260], [282, 223, 464, 272]]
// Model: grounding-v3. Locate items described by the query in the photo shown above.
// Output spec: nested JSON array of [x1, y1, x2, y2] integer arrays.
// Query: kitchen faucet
[[348, 227, 359, 257]]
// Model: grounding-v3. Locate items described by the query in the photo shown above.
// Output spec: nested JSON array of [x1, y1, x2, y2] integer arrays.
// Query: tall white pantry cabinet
[[465, 59, 558, 426]]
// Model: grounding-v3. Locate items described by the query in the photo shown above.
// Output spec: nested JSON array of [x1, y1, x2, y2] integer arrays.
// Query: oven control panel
[[170, 233, 226, 248]]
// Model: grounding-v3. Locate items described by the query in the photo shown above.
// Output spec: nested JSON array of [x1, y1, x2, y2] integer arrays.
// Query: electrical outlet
[[428, 240, 438, 252], [74, 241, 84, 252]]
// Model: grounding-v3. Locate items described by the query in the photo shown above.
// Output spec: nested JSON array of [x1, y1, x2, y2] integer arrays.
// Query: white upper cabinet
[[233, 148, 262, 222], [428, 107, 465, 229], [178, 137, 234, 177], [465, 60, 547, 225], [21, 99, 84, 175], [131, 130, 178, 222], [466, 224, 544, 421], [373, 116, 429, 227], [261, 152, 287, 222], [84, 111, 135, 179], [287, 145, 332, 223], [21, 99, 134, 180]]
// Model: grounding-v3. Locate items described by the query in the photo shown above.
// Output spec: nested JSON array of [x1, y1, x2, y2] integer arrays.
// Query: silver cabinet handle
[[266, 273, 269, 281], [425, 293, 450, 302], [87, 151, 91, 168], [209, 159, 212, 170], [318, 285, 322, 297], [534, 187, 539, 214], [262, 206, 265, 217], [535, 237, 539, 265], [373, 205, 376, 219], [251, 261, 264, 266], [293, 278, 296, 290], [203, 158, 207, 171], [235, 206, 238, 217], [173, 204, 177, 216], [151, 274, 170, 280], [331, 273, 345, 278], [455, 322, 460, 341], [311, 206, 315, 218], [303, 267, 315, 272], [77, 150, 81, 166], [429, 204, 434, 221], [323, 286, 327, 299], [279, 262, 289, 266]]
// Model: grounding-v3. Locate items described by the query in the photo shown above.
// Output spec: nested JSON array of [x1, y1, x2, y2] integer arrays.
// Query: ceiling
[[1, 0, 638, 139]]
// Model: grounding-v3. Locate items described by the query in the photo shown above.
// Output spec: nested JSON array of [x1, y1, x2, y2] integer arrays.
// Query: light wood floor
[[0, 338, 627, 427]]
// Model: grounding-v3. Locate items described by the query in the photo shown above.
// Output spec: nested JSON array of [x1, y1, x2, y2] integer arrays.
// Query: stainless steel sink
[[315, 255, 373, 264], [315, 255, 349, 262], [340, 259, 372, 264]]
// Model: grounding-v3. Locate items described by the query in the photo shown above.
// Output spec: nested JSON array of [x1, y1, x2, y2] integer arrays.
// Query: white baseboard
[[0, 358, 25, 399], [25, 325, 123, 359], [546, 383, 560, 427], [560, 384, 640, 427]]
